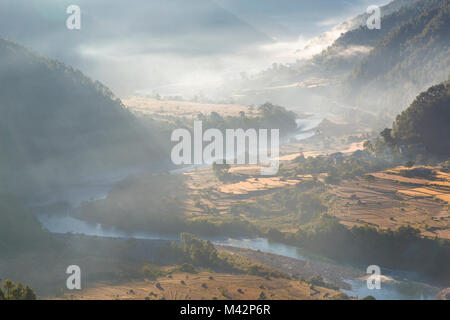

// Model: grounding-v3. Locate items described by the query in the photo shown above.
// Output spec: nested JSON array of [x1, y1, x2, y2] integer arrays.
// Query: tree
[[441, 159, 450, 171], [2, 280, 14, 300], [392, 82, 450, 155], [11, 282, 24, 300], [142, 264, 164, 280], [212, 161, 231, 181], [363, 140, 374, 153], [297, 193, 328, 223], [21, 286, 37, 300], [405, 160, 415, 168], [364, 174, 376, 183], [0, 279, 36, 300], [380, 128, 395, 146], [325, 167, 341, 185]]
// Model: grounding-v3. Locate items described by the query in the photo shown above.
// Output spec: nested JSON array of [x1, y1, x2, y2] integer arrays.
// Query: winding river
[[37, 213, 439, 300], [33, 117, 441, 300]]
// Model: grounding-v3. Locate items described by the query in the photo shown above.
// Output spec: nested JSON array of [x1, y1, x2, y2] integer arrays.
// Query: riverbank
[[0, 234, 348, 300], [216, 245, 362, 289], [19, 218, 444, 300]]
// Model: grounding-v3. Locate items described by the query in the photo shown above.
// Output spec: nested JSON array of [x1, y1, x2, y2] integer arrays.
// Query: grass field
[[122, 97, 252, 120], [54, 271, 344, 300]]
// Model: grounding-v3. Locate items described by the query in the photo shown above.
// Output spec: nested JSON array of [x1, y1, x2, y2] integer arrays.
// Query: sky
[[0, 0, 390, 97]]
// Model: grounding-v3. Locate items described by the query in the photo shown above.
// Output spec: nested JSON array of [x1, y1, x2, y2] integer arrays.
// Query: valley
[[1, 0, 449, 303]]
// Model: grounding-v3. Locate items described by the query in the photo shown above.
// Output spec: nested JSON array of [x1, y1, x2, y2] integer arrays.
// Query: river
[[37, 212, 439, 300], [33, 117, 441, 300]]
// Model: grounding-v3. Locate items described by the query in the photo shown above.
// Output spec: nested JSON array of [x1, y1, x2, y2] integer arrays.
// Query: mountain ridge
[[0, 37, 164, 194]]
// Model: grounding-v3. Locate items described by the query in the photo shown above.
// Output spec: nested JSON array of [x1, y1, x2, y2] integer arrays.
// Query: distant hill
[[347, 0, 450, 113], [312, 0, 443, 77], [346, 0, 420, 30], [0, 38, 164, 194], [0, 0, 272, 94], [390, 79, 450, 156], [236, 0, 445, 111]]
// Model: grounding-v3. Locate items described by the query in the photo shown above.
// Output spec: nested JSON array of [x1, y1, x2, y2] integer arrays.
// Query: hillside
[[313, 0, 440, 75], [232, 0, 447, 112], [0, 38, 164, 194], [391, 80, 450, 155], [346, 0, 419, 28], [347, 0, 450, 113]]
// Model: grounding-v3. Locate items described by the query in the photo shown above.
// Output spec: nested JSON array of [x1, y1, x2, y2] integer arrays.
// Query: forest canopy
[[391, 80, 450, 155]]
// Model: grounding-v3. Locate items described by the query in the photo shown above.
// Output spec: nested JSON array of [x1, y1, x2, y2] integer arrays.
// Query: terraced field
[[329, 167, 450, 239]]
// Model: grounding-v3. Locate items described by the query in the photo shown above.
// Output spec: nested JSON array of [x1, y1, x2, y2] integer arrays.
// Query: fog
[[1, 0, 449, 302], [0, 0, 388, 97]]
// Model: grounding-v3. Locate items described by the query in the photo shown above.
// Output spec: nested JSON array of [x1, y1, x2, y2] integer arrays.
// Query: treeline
[[80, 173, 260, 237], [0, 279, 36, 300], [83, 201, 259, 237], [351, 79, 450, 166], [163, 233, 230, 270], [290, 151, 392, 184], [157, 233, 289, 279], [175, 102, 298, 137], [389, 80, 450, 156], [313, 0, 435, 75], [267, 215, 450, 284], [228, 179, 328, 227]]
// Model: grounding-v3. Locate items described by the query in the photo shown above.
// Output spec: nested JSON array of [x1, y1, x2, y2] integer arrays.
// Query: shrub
[[142, 264, 165, 280]]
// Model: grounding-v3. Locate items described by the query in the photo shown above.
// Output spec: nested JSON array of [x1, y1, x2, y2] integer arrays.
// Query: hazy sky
[[0, 0, 389, 96]]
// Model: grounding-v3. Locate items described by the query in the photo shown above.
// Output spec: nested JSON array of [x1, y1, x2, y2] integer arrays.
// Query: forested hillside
[[241, 0, 448, 115], [0, 38, 164, 194], [346, 0, 419, 29], [312, 0, 435, 75], [347, 0, 450, 113], [390, 79, 450, 155]]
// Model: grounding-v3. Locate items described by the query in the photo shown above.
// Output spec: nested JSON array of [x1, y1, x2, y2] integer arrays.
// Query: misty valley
[[0, 0, 449, 306]]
